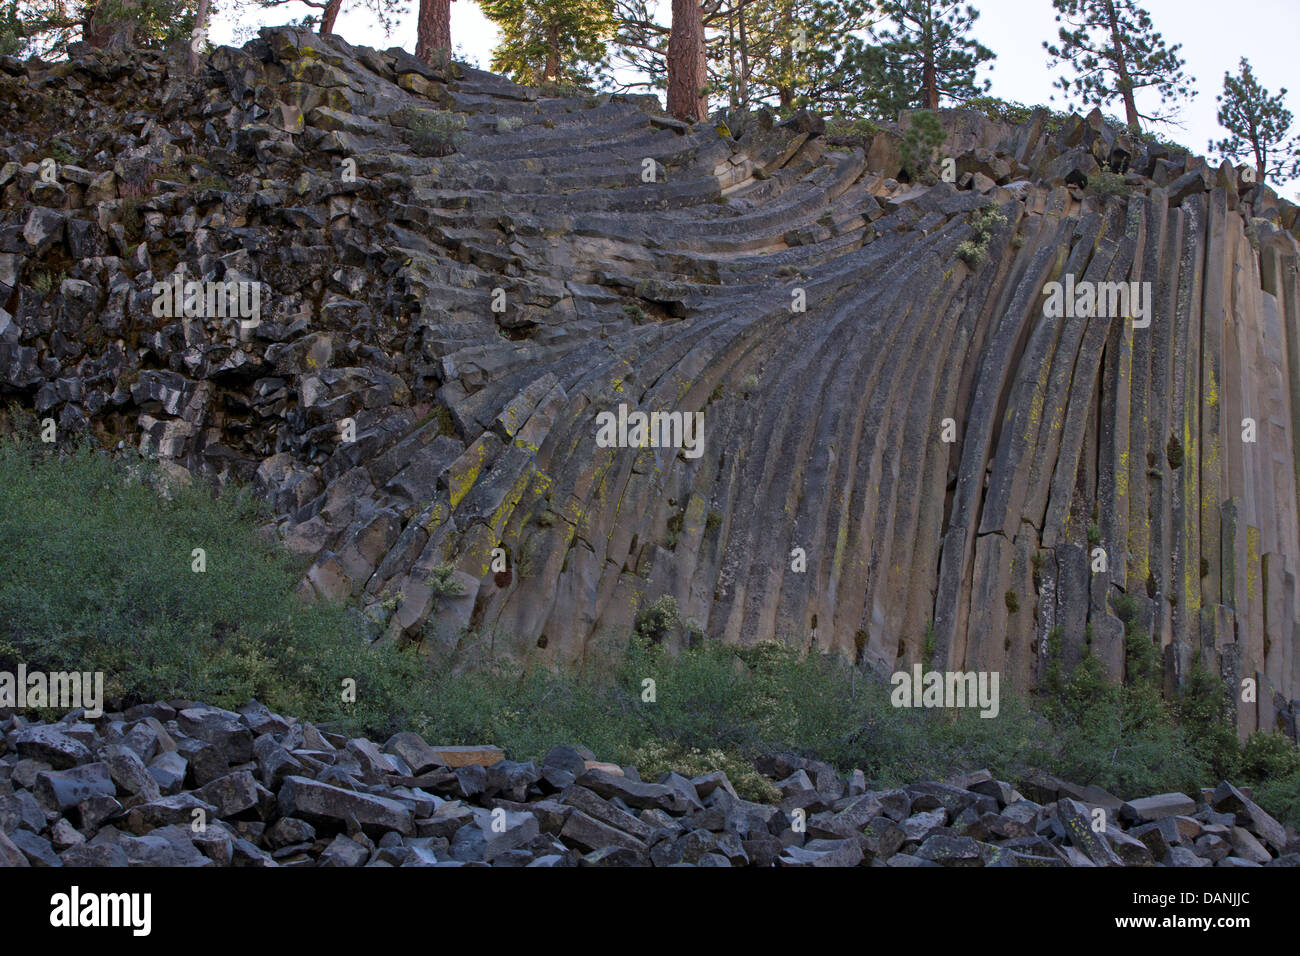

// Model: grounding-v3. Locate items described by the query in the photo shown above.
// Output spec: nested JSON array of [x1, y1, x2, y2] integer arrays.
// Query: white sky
[[210, 0, 1300, 195]]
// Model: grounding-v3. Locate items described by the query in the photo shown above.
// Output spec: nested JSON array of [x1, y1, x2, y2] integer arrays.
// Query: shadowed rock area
[[1, 27, 1299, 738], [2, 701, 1296, 866]]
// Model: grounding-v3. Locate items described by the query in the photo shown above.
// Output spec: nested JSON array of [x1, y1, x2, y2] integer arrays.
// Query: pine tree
[[0, 0, 195, 56], [867, 0, 994, 113], [1211, 58, 1300, 188], [1043, 0, 1194, 131], [609, 0, 668, 94], [479, 0, 615, 87], [0, 1, 27, 54], [718, 0, 875, 114], [614, 0, 878, 118]]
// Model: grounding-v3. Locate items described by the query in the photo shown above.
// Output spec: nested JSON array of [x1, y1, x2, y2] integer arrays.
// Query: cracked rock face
[[2, 27, 1299, 733]]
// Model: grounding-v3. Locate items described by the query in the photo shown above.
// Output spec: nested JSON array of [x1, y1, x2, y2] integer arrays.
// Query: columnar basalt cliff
[[2, 28, 1299, 738]]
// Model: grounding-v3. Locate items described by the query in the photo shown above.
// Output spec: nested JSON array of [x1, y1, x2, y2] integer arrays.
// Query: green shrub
[[395, 108, 466, 157], [428, 562, 466, 598], [0, 437, 426, 739], [1175, 655, 1241, 782], [956, 240, 987, 267], [633, 595, 679, 644], [956, 205, 1007, 267], [825, 114, 880, 141], [900, 110, 946, 182], [963, 95, 1041, 127], [1167, 434, 1185, 469], [1087, 169, 1129, 198]]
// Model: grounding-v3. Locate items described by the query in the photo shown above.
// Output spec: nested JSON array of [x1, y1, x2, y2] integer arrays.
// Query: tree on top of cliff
[[721, 0, 879, 114], [1044, 0, 1195, 132], [0, 0, 195, 57], [480, 0, 616, 87], [866, 0, 994, 113], [1211, 58, 1300, 188]]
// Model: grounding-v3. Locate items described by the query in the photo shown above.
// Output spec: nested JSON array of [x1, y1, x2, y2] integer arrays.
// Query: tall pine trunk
[[725, 9, 737, 109], [188, 0, 209, 72], [920, 2, 938, 110], [738, 5, 750, 108], [545, 20, 560, 81], [777, 0, 793, 110], [320, 0, 342, 34], [667, 0, 707, 121], [1103, 0, 1141, 129], [416, 0, 452, 64], [922, 59, 938, 109]]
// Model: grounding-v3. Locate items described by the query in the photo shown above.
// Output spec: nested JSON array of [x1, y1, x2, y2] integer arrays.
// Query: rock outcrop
[[2, 28, 1299, 736], [2, 701, 1296, 867]]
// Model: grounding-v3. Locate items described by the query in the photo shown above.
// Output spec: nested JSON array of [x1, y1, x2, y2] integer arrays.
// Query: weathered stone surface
[[16, 727, 92, 769], [34, 763, 116, 812], [177, 707, 254, 764], [1210, 782, 1288, 852], [278, 775, 414, 835], [124, 793, 218, 834], [427, 746, 506, 769], [1057, 798, 1123, 867], [193, 772, 260, 819], [383, 732, 447, 775], [0, 832, 31, 868], [1121, 793, 1197, 823]]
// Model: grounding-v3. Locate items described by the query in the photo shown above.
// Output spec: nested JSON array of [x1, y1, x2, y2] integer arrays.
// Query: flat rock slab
[[1121, 793, 1196, 823], [278, 775, 414, 835], [426, 745, 506, 768]]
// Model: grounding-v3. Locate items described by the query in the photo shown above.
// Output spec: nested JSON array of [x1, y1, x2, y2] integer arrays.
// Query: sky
[[209, 0, 1300, 195]]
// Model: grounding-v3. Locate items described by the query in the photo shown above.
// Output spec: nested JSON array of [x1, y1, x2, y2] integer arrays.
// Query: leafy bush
[[633, 594, 679, 643], [956, 205, 1007, 267], [1087, 169, 1129, 198], [825, 114, 880, 143], [0, 437, 427, 739], [956, 240, 987, 267], [395, 108, 466, 157], [900, 110, 946, 182]]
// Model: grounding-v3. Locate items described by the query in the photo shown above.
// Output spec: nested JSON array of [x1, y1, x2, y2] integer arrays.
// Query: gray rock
[[779, 838, 864, 867], [193, 772, 260, 818], [319, 833, 370, 867], [101, 744, 161, 802], [147, 751, 188, 795], [34, 762, 116, 812], [124, 793, 218, 834], [15, 726, 92, 769], [118, 824, 211, 867], [1121, 793, 1197, 823], [278, 775, 414, 836], [383, 732, 447, 775], [177, 707, 254, 764]]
